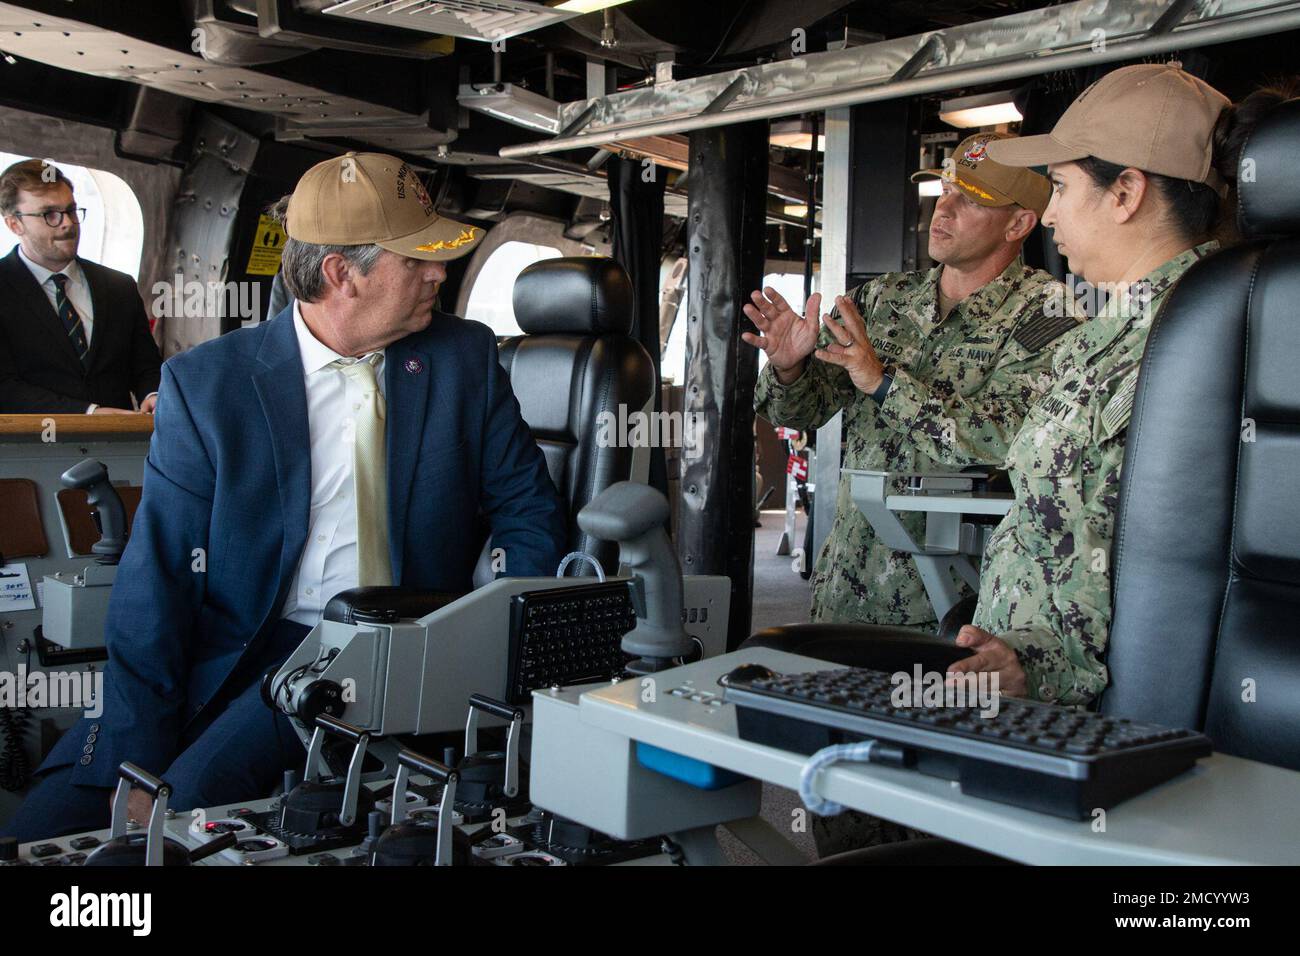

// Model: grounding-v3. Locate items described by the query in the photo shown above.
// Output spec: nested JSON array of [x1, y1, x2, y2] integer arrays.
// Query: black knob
[[282, 769, 299, 794], [298, 681, 345, 727], [0, 836, 17, 862], [260, 667, 280, 712]]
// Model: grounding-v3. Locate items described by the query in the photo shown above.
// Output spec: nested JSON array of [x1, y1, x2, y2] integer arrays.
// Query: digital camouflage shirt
[[754, 257, 1074, 627], [973, 242, 1219, 706]]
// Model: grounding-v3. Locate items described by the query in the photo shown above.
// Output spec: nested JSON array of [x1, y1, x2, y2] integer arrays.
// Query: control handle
[[60, 459, 127, 562], [116, 761, 169, 799], [397, 750, 458, 786], [577, 482, 693, 667], [314, 714, 367, 744], [467, 694, 525, 723], [187, 830, 239, 863]]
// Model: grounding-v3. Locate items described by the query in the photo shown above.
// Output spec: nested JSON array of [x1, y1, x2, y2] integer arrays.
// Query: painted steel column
[[163, 113, 258, 354], [679, 121, 768, 651], [811, 108, 851, 568]]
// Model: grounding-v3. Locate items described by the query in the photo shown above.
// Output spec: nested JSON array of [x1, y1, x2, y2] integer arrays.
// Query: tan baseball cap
[[911, 132, 1052, 217], [985, 63, 1231, 192], [286, 151, 484, 261]]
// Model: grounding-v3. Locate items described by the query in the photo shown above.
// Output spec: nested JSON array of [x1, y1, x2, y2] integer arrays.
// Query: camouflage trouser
[[809, 484, 966, 630], [811, 809, 930, 859]]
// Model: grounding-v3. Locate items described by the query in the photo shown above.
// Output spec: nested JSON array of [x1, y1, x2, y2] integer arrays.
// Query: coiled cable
[[0, 705, 32, 793]]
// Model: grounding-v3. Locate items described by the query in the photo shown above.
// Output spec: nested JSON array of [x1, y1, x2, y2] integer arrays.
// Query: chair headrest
[[512, 257, 634, 335], [1238, 98, 1300, 239]]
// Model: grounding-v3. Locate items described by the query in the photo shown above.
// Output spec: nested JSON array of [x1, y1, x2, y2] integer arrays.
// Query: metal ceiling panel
[[0, 3, 446, 150]]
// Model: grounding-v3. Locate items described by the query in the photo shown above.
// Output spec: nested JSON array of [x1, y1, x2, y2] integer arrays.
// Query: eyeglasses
[[13, 207, 86, 227]]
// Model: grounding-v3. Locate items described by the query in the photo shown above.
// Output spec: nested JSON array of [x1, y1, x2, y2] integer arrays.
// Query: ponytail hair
[[1211, 80, 1300, 193]]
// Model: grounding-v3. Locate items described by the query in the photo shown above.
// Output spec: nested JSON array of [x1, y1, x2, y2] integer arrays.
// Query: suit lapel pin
[[405, 357, 423, 375]]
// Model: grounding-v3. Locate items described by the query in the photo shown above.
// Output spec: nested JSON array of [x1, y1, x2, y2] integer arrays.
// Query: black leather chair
[[1100, 98, 1300, 768], [325, 257, 654, 623], [499, 256, 657, 577], [763, 99, 1300, 862]]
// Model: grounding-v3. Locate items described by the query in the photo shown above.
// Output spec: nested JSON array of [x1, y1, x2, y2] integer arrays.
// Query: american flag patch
[[1013, 314, 1080, 352], [1101, 372, 1139, 436]]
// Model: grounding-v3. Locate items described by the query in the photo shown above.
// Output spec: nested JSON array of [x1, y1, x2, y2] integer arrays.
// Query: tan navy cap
[[911, 132, 1052, 217], [985, 63, 1231, 192], [286, 151, 484, 261]]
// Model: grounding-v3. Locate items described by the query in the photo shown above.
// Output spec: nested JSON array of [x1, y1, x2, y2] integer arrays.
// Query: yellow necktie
[[333, 354, 393, 587]]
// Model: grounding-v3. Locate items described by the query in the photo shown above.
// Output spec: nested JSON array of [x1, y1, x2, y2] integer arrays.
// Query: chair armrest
[[324, 587, 468, 625], [937, 594, 978, 642], [740, 623, 972, 673]]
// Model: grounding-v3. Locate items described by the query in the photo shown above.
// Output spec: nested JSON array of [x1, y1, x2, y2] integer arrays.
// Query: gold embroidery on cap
[[415, 227, 480, 252], [954, 176, 996, 201]]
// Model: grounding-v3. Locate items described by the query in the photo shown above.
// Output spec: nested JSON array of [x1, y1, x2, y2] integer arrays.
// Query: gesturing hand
[[741, 287, 821, 376], [814, 294, 887, 396]]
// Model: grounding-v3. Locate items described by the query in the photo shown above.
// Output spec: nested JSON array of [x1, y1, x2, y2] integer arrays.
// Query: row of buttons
[[24, 834, 101, 865], [669, 686, 723, 708], [511, 585, 636, 700], [78, 721, 103, 766], [748, 670, 1194, 755]]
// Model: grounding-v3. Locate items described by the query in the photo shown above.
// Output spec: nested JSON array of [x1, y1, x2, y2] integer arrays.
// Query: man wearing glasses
[[0, 158, 161, 413]]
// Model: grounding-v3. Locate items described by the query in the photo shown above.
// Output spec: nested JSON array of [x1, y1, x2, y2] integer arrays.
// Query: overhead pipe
[[500, 5, 1300, 159]]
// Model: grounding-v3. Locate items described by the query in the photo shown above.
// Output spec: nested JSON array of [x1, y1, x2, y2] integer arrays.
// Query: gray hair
[[265, 193, 291, 226], [279, 237, 384, 303]]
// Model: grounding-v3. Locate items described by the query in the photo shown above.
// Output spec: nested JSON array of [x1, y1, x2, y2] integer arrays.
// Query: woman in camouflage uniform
[[949, 65, 1293, 706]]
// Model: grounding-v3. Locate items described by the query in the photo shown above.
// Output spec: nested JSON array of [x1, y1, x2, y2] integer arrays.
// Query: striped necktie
[[331, 354, 393, 587], [50, 273, 89, 368]]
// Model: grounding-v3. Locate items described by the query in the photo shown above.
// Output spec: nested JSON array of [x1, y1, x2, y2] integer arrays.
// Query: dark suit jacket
[[0, 246, 162, 412], [44, 306, 568, 785]]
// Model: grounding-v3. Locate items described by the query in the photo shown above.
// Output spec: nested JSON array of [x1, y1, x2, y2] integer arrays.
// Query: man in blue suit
[[4, 152, 567, 840]]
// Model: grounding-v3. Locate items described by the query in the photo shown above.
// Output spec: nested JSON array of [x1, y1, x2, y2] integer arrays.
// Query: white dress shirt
[[280, 301, 387, 627], [18, 244, 95, 340]]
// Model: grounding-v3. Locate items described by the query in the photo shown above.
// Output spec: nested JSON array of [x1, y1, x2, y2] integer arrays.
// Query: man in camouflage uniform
[[949, 65, 1229, 707], [748, 132, 1077, 630]]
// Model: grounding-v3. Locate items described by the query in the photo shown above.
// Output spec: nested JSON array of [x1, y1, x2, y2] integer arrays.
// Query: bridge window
[[662, 272, 815, 384], [464, 240, 563, 337], [0, 152, 145, 279]]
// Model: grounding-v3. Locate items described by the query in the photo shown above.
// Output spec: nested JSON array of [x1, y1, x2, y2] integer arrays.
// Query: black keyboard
[[720, 664, 1212, 819], [507, 583, 636, 703]]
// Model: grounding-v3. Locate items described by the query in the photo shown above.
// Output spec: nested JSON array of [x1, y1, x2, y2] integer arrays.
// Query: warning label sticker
[[246, 214, 287, 276]]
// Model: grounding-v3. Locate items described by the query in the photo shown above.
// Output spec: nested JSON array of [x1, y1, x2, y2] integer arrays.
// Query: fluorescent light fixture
[[917, 179, 942, 197], [551, 0, 634, 12], [938, 91, 1022, 129], [770, 119, 825, 151], [783, 204, 822, 220], [458, 83, 561, 134], [327, 0, 594, 42]]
